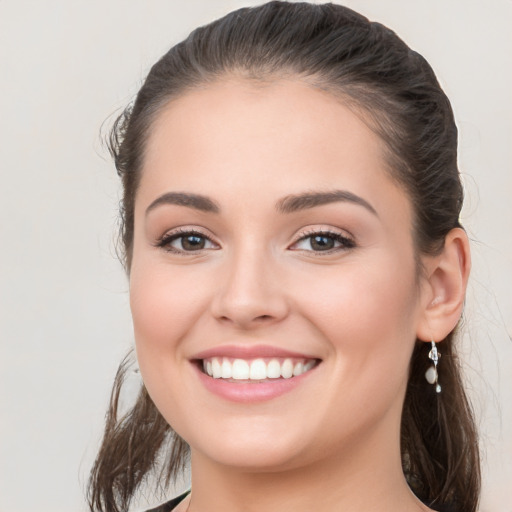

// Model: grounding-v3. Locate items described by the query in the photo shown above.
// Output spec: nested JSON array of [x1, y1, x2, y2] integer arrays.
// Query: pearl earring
[[425, 340, 441, 393]]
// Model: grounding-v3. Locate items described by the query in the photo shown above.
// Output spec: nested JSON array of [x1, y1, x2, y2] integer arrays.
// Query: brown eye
[[158, 230, 218, 253], [291, 231, 355, 253], [181, 234, 206, 250], [310, 235, 335, 251]]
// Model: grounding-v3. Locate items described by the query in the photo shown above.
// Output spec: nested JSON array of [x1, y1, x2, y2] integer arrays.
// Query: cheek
[[294, 254, 419, 368], [291, 257, 419, 435], [129, 261, 209, 367], [128, 261, 214, 432]]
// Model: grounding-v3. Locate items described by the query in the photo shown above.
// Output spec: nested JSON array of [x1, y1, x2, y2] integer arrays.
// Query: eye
[[157, 229, 219, 254], [290, 230, 355, 253]]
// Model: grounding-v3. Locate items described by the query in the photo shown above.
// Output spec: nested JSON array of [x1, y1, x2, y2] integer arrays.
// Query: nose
[[210, 247, 290, 330]]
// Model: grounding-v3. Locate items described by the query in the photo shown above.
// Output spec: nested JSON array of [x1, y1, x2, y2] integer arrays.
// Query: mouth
[[190, 345, 321, 402], [198, 356, 319, 382]]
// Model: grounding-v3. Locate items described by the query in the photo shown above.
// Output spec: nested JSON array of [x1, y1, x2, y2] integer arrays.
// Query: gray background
[[0, 1, 510, 510]]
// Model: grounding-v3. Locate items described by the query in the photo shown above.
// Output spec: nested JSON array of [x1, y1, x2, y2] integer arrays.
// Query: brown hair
[[88, 2, 480, 511]]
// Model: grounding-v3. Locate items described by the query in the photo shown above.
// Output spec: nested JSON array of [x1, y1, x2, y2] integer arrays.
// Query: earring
[[425, 340, 441, 393]]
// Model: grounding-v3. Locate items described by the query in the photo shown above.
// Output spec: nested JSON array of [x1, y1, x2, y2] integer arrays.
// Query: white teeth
[[281, 359, 294, 379], [212, 357, 222, 379], [232, 359, 250, 380], [303, 360, 315, 372], [267, 359, 281, 378], [221, 358, 232, 379], [249, 359, 267, 380], [202, 356, 317, 380]]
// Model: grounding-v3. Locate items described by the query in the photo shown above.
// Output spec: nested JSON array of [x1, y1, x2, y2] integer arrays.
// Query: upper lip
[[191, 344, 319, 360]]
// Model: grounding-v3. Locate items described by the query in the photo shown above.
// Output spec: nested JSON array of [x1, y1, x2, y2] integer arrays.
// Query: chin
[[183, 418, 315, 471], [195, 443, 308, 472]]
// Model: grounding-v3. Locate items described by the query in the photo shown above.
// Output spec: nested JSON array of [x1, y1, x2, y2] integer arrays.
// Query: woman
[[88, 2, 480, 511]]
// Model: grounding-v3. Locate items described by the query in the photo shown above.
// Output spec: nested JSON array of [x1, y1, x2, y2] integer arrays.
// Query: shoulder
[[145, 491, 190, 512]]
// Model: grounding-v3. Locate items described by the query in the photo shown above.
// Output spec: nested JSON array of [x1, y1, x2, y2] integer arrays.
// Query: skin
[[129, 79, 470, 512]]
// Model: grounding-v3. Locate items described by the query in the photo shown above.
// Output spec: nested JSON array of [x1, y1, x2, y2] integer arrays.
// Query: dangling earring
[[425, 339, 441, 393]]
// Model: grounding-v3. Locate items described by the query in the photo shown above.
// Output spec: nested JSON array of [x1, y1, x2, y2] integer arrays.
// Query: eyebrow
[[146, 192, 220, 215], [276, 190, 378, 216], [145, 189, 377, 217]]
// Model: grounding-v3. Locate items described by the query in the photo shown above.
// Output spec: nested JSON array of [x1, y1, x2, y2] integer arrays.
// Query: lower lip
[[192, 363, 317, 403]]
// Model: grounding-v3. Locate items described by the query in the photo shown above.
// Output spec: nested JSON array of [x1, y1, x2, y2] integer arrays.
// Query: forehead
[[138, 78, 410, 221], [145, 78, 381, 160]]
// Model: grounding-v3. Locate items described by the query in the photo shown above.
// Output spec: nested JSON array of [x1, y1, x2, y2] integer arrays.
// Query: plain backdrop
[[0, 1, 511, 511]]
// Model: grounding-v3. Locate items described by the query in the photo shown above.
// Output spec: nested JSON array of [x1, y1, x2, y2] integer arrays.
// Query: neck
[[186, 421, 429, 512]]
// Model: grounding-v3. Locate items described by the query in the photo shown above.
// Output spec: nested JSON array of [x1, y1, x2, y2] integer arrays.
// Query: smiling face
[[129, 79, 427, 471]]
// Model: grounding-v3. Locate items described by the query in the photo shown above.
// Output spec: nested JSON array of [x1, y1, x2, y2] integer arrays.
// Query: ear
[[416, 227, 471, 343]]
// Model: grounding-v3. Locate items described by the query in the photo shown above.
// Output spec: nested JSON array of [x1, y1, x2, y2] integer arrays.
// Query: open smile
[[190, 346, 321, 402], [201, 357, 318, 381]]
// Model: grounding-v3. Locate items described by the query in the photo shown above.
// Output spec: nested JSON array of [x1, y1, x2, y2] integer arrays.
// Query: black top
[[146, 491, 190, 512]]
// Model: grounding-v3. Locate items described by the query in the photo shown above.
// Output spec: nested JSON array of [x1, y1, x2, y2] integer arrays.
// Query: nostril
[[218, 314, 274, 324]]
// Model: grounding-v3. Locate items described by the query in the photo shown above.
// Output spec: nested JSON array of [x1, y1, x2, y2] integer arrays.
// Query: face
[[130, 79, 427, 471]]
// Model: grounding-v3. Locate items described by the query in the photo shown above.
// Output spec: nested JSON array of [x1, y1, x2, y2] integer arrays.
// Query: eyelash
[[156, 228, 218, 254], [291, 229, 356, 254], [156, 228, 355, 255]]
